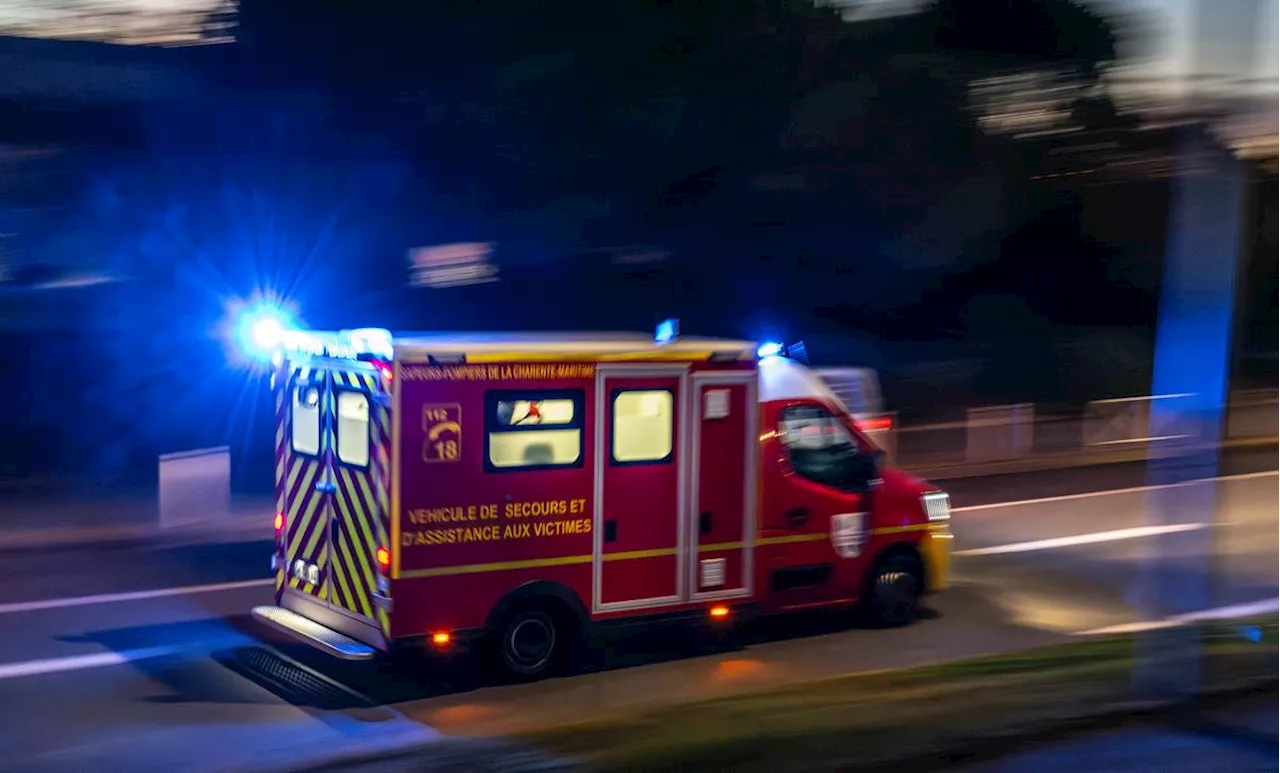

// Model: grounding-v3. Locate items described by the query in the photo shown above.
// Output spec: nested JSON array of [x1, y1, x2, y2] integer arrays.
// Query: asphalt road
[[0, 449, 1274, 771]]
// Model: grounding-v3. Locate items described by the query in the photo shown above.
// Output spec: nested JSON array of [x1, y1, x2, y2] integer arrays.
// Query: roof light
[[757, 342, 784, 359], [252, 317, 284, 350], [655, 318, 679, 345], [431, 632, 451, 646], [234, 303, 298, 361]]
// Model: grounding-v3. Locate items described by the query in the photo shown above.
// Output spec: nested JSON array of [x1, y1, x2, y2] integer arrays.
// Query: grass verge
[[518, 618, 1278, 772]]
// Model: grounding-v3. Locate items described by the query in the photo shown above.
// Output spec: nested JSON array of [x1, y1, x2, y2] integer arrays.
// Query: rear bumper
[[251, 606, 378, 661], [920, 527, 952, 594]]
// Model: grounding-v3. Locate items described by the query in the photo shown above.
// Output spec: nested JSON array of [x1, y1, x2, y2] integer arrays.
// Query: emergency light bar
[[275, 328, 394, 361], [233, 302, 392, 362]]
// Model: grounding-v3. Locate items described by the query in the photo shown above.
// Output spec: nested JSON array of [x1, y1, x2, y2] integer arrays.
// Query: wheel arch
[[484, 579, 590, 635], [870, 539, 925, 587]]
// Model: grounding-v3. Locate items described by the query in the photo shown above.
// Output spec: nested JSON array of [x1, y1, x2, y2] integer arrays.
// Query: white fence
[[158, 446, 231, 529], [886, 390, 1277, 470], [965, 403, 1035, 462]]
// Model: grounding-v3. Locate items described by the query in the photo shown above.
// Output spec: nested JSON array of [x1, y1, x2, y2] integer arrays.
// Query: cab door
[[759, 402, 873, 611]]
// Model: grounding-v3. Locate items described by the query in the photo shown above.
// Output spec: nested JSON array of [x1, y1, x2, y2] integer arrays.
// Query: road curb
[[280, 736, 579, 773]]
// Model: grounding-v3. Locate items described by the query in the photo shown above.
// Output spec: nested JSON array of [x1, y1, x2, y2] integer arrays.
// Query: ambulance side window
[[611, 389, 674, 464], [777, 405, 858, 489], [485, 390, 585, 471], [334, 390, 370, 468], [292, 384, 322, 456]]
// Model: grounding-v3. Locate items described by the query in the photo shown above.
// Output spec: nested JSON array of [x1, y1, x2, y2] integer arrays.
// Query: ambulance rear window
[[291, 384, 322, 456], [335, 390, 370, 468], [485, 390, 585, 471]]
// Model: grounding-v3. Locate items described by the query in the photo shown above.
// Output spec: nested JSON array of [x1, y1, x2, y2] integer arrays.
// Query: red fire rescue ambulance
[[251, 324, 951, 678]]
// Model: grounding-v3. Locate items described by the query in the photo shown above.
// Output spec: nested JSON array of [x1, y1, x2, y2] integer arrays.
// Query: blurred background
[[0, 1, 1273, 485], [0, 1, 1274, 488], [0, 4, 1273, 772]]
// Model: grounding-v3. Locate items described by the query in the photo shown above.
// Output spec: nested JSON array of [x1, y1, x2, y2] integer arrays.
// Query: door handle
[[315, 481, 337, 494], [604, 520, 617, 543], [331, 518, 340, 540], [784, 508, 810, 526], [699, 512, 712, 535]]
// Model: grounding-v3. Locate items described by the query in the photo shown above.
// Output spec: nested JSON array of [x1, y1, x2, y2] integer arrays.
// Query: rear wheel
[[868, 553, 922, 627], [497, 606, 562, 680]]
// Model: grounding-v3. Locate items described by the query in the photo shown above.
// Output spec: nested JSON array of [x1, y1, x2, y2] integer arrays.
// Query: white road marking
[[951, 469, 1278, 514], [1076, 598, 1280, 636], [0, 647, 180, 681], [953, 523, 1210, 557], [0, 579, 272, 616]]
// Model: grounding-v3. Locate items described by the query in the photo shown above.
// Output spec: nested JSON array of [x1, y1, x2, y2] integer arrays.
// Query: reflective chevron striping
[[333, 466, 376, 619], [275, 364, 389, 626], [282, 365, 329, 599]]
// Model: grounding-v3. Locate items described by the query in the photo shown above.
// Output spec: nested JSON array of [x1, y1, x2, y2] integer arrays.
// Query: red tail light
[[856, 417, 893, 432], [273, 513, 284, 532], [372, 360, 393, 388], [376, 547, 390, 569]]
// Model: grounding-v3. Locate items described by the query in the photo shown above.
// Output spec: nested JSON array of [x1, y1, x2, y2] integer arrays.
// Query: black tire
[[868, 554, 923, 627], [496, 605, 562, 680]]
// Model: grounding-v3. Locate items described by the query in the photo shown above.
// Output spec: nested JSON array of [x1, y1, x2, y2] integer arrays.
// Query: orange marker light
[[431, 632, 451, 646], [376, 547, 390, 569], [273, 513, 284, 532], [709, 605, 730, 619]]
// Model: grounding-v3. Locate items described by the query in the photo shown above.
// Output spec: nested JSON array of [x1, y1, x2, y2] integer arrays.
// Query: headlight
[[922, 491, 951, 522]]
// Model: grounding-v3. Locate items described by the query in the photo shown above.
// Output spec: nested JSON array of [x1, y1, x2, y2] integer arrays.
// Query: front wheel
[[497, 606, 561, 680], [868, 554, 922, 627]]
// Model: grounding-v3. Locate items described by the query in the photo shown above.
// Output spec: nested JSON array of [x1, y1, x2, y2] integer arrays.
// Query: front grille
[[922, 491, 951, 522]]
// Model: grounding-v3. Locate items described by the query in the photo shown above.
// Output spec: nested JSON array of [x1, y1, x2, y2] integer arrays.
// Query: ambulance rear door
[[278, 361, 391, 639], [327, 366, 392, 636]]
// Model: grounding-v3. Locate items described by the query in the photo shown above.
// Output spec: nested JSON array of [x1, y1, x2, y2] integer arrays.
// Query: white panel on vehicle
[[830, 512, 869, 559], [704, 389, 730, 420], [700, 558, 726, 588]]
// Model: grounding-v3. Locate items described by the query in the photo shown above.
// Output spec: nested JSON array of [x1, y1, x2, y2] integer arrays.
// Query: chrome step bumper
[[251, 605, 377, 661]]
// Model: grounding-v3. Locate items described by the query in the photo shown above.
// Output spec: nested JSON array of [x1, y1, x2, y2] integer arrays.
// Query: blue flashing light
[[235, 304, 297, 361], [252, 316, 285, 350], [655, 318, 679, 345], [757, 342, 784, 359]]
